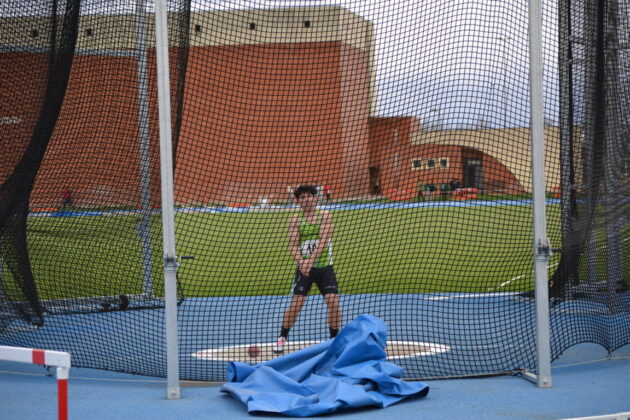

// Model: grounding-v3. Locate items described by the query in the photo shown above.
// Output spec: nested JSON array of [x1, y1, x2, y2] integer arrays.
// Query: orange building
[[1, 7, 553, 208]]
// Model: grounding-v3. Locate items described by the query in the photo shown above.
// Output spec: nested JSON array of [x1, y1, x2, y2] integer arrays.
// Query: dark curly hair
[[294, 184, 318, 198]]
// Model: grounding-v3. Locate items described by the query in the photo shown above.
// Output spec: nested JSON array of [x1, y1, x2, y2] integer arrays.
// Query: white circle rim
[[191, 340, 450, 362]]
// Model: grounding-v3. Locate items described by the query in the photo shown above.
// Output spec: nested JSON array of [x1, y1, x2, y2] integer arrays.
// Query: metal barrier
[[0, 345, 70, 420]]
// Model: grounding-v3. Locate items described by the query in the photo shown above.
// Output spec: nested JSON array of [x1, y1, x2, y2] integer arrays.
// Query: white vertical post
[[154, 0, 180, 399], [526, 0, 552, 388]]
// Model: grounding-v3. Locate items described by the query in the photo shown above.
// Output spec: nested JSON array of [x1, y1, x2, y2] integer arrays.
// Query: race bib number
[[300, 239, 319, 258]]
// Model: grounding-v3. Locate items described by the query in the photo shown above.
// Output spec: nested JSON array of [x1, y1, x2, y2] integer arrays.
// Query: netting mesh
[[550, 0, 630, 351], [0, 0, 628, 381]]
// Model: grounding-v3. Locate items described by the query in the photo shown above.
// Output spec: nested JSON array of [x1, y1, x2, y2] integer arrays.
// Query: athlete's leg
[[323, 293, 341, 332], [282, 294, 307, 330], [314, 266, 341, 337], [274, 294, 307, 354]]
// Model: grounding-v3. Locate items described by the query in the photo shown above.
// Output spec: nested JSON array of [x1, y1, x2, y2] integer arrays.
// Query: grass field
[[0, 203, 577, 300], [176, 204, 563, 296]]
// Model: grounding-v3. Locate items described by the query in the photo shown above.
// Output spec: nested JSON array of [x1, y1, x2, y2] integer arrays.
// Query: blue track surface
[[32, 198, 561, 219], [3, 293, 629, 382], [1, 343, 629, 419]]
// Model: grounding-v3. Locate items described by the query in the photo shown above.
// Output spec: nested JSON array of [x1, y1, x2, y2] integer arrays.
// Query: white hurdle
[[0, 345, 70, 420]]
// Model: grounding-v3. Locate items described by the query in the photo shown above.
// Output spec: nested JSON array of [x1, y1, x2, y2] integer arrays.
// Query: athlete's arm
[[307, 210, 333, 262], [288, 214, 302, 264]]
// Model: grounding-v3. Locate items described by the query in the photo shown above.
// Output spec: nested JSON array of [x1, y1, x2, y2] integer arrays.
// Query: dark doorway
[[463, 158, 483, 190], [369, 167, 381, 195]]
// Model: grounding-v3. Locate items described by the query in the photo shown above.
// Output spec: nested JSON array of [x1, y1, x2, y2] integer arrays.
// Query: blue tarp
[[220, 315, 429, 416]]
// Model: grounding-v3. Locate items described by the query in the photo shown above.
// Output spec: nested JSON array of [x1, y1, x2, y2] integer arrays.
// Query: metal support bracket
[[536, 239, 553, 259]]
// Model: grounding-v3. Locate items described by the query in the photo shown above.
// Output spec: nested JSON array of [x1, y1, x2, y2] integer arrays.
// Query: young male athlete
[[273, 184, 342, 353]]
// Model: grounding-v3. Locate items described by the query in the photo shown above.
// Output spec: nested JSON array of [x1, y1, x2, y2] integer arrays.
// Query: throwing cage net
[[549, 0, 630, 352], [1, 0, 628, 381]]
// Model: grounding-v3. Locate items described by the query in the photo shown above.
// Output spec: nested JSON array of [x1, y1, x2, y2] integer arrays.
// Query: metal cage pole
[[154, 0, 180, 399], [523, 0, 552, 388]]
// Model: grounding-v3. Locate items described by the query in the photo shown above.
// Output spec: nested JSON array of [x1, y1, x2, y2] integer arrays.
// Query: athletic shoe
[[272, 337, 286, 354]]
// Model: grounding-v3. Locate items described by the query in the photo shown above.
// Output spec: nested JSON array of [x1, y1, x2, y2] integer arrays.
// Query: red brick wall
[[462, 148, 524, 194], [0, 52, 53, 187], [338, 43, 371, 197], [2, 41, 371, 207], [368, 117, 523, 196], [369, 117, 419, 194], [175, 41, 371, 203], [407, 144, 463, 191], [38, 53, 160, 208], [2, 44, 522, 209]]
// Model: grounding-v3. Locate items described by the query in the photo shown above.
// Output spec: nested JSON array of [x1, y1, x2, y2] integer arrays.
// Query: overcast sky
[[189, 0, 562, 129], [2, 0, 562, 128]]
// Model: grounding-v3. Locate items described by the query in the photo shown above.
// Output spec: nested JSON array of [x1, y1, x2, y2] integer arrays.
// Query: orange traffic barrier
[[386, 189, 416, 201], [551, 186, 561, 198], [31, 207, 58, 213], [453, 188, 478, 200]]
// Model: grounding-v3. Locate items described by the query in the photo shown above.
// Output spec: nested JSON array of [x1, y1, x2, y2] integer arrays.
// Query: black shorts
[[292, 265, 339, 296]]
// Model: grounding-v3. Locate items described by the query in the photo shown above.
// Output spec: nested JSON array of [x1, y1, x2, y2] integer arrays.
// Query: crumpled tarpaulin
[[220, 315, 429, 416]]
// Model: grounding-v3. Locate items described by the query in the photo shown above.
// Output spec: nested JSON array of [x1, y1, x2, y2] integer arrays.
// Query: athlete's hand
[[300, 259, 314, 277]]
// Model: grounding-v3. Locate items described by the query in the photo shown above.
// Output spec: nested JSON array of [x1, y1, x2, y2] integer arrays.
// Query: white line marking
[[191, 340, 451, 362], [424, 292, 520, 300], [499, 274, 526, 288], [491, 261, 560, 291]]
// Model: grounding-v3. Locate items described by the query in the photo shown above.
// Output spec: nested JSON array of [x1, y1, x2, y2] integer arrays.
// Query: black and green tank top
[[298, 212, 333, 268]]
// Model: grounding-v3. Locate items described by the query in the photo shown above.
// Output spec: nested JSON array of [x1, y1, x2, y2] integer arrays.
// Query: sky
[[2, 0, 564, 128], [189, 0, 563, 129]]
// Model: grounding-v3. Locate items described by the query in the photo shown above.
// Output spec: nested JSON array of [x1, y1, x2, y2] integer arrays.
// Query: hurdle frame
[[0, 345, 70, 420]]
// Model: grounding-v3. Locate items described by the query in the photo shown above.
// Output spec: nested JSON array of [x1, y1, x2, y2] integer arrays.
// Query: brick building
[[0, 7, 559, 208]]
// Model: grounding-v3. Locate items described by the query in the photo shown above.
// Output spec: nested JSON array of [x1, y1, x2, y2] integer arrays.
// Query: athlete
[[273, 184, 342, 353]]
